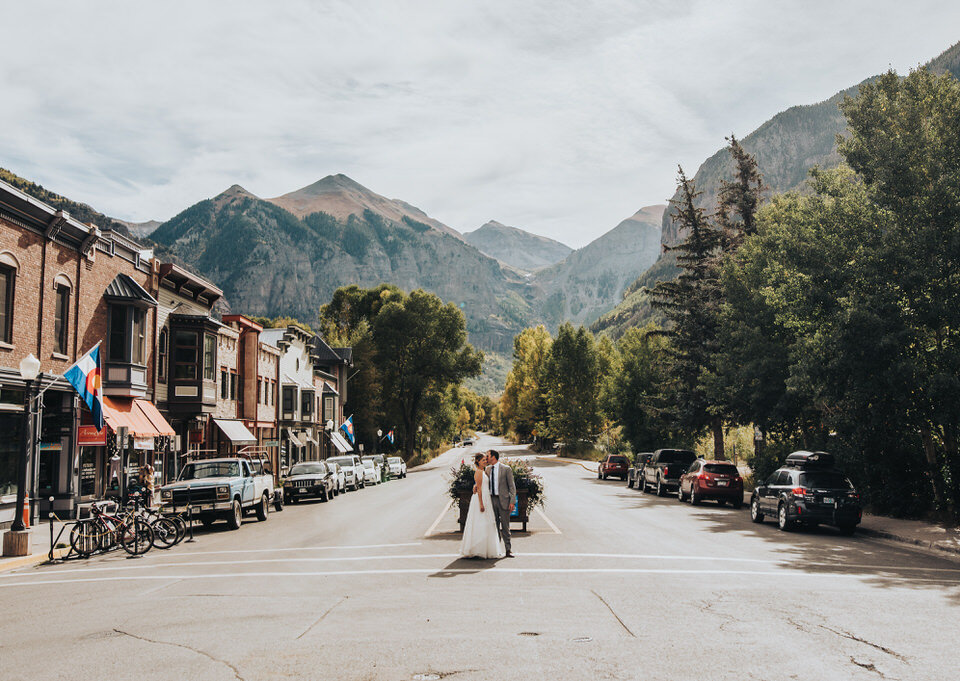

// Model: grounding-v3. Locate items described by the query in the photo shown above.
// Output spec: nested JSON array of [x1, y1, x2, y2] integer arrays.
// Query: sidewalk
[[0, 520, 69, 573]]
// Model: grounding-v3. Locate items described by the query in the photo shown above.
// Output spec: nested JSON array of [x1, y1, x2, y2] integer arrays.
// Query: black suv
[[750, 451, 861, 534], [627, 453, 653, 489]]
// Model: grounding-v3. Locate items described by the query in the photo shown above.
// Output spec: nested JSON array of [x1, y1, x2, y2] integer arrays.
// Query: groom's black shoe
[[505, 551, 515, 558]]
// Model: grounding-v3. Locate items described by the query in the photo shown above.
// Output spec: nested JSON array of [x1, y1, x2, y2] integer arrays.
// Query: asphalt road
[[2, 434, 959, 681]]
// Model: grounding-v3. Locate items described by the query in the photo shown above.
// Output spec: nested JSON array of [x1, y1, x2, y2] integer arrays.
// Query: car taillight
[[791, 487, 809, 498], [663, 467, 669, 476]]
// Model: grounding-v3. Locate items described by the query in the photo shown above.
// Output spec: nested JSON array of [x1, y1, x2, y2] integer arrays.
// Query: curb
[[0, 552, 48, 573], [856, 526, 960, 558]]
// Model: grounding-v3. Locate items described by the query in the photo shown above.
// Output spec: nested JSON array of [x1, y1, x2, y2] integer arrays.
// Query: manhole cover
[[413, 675, 442, 681], [518, 631, 540, 636], [572, 636, 593, 643]]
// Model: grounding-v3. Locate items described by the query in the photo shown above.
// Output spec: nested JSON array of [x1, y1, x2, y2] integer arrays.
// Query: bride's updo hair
[[473, 453, 484, 467]]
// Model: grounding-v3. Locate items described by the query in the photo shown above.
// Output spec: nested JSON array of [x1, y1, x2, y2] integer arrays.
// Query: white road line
[[5, 552, 958, 580], [424, 499, 453, 537], [536, 507, 562, 534], [143, 542, 423, 558], [3, 568, 959, 589]]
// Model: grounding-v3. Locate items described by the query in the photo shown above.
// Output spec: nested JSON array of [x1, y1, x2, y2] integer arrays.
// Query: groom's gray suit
[[489, 460, 516, 554]]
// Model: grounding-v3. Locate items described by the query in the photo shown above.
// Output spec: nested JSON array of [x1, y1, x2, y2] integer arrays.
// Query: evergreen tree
[[541, 323, 602, 446], [650, 168, 725, 457]]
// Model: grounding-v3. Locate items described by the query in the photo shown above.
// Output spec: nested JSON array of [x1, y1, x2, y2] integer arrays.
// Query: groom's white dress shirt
[[491, 462, 499, 496]]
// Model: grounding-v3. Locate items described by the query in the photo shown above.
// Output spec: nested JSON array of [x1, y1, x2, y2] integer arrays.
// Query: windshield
[[362, 460, 375, 468], [388, 457, 401, 464], [658, 450, 697, 464], [800, 472, 853, 489], [704, 464, 738, 475], [290, 463, 325, 475], [180, 462, 240, 480], [328, 457, 354, 467]]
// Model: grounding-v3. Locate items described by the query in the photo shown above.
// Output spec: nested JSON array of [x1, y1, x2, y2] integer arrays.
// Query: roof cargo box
[[784, 451, 835, 469]]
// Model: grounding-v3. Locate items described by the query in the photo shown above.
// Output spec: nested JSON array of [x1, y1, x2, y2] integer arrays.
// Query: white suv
[[327, 455, 365, 491]]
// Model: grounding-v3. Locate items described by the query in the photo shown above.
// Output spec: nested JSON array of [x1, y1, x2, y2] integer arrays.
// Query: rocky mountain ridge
[[463, 220, 573, 272]]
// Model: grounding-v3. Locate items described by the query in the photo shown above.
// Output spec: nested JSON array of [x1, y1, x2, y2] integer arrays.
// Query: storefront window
[[0, 414, 21, 496]]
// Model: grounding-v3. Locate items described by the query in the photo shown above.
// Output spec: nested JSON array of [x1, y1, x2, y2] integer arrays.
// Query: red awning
[[102, 397, 175, 437]]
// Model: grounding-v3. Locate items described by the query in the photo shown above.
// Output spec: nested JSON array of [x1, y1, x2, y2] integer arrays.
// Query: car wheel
[[641, 478, 650, 494], [227, 500, 242, 530], [656, 477, 665, 497], [274, 492, 284, 512], [255, 494, 268, 521], [731, 498, 743, 510], [321, 488, 329, 502], [690, 485, 701, 505], [627, 476, 634, 489], [777, 502, 794, 531], [677, 484, 686, 502], [750, 496, 764, 523]]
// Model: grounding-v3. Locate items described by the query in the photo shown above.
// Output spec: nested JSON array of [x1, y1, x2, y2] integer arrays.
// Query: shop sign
[[78, 425, 107, 446], [39, 442, 62, 451], [133, 436, 155, 450], [189, 430, 204, 444], [263, 439, 280, 447]]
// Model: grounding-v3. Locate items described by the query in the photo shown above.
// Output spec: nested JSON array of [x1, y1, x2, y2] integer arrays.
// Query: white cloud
[[0, 0, 957, 246]]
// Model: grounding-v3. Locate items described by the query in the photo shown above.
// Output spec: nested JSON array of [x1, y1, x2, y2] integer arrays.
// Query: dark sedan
[[283, 462, 336, 503]]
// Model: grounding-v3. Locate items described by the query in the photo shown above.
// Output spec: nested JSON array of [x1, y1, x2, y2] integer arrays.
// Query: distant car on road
[[598, 454, 630, 481], [326, 461, 346, 495], [627, 453, 653, 489], [283, 461, 336, 504], [677, 460, 743, 507], [327, 455, 365, 491], [387, 456, 406, 479], [462, 437, 475, 447], [360, 458, 381, 485], [751, 451, 861, 534], [641, 449, 698, 496]]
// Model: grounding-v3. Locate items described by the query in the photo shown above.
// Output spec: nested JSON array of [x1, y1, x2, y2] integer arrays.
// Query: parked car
[[327, 461, 346, 495], [160, 457, 273, 530], [641, 449, 698, 496], [627, 453, 653, 489], [677, 460, 744, 507], [462, 437, 475, 447], [750, 451, 861, 534], [327, 455, 365, 491], [598, 454, 630, 481], [387, 456, 407, 479], [360, 458, 381, 485], [282, 461, 336, 504]]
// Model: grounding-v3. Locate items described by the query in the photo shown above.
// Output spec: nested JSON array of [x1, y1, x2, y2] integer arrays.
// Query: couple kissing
[[459, 450, 516, 559]]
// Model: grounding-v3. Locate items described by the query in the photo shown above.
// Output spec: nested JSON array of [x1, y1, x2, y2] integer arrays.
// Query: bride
[[459, 452, 506, 559]]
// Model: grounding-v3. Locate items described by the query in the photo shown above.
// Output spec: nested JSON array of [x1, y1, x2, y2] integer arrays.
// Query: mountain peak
[[267, 175, 461, 238], [463, 220, 572, 272]]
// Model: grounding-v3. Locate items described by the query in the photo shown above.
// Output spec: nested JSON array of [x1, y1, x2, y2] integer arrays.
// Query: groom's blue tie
[[490, 466, 495, 497]]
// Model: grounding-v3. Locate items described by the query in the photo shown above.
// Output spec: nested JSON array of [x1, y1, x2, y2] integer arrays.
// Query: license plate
[[823, 497, 834, 505], [717, 480, 729, 486], [298, 488, 308, 494]]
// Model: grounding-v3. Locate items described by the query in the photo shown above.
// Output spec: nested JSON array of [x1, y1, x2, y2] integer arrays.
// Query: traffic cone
[[20, 500, 30, 529]]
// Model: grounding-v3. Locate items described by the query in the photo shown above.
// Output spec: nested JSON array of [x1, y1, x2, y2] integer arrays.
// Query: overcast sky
[[2, 1, 958, 247]]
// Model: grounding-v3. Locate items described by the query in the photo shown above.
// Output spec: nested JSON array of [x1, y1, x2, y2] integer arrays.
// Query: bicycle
[[140, 506, 186, 549], [89, 493, 154, 556]]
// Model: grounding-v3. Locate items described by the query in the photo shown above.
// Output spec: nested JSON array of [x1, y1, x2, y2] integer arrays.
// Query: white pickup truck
[[160, 457, 281, 530]]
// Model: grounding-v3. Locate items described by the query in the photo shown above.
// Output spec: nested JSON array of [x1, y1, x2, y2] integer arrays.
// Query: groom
[[487, 450, 516, 558]]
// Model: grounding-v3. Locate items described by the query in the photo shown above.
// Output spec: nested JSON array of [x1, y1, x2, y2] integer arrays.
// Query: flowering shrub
[[446, 458, 545, 509]]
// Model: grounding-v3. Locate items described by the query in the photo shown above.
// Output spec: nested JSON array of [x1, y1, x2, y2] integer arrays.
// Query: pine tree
[[715, 134, 764, 251], [651, 167, 725, 457]]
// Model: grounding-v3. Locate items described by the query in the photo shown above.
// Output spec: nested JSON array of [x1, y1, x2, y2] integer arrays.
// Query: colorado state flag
[[387, 429, 394, 445], [339, 415, 355, 444], [64, 343, 105, 431]]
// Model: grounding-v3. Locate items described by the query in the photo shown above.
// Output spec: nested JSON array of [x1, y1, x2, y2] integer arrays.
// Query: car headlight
[[217, 486, 230, 500], [161, 489, 172, 500]]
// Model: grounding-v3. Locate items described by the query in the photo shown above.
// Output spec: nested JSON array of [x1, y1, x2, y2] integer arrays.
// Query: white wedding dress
[[459, 470, 505, 559]]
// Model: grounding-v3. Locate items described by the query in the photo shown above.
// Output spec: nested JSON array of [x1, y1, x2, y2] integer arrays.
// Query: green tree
[[650, 168, 726, 457], [541, 323, 602, 446], [372, 289, 483, 460], [501, 326, 552, 442]]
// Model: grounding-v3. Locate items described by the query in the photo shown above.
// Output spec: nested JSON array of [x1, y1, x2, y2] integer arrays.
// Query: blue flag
[[387, 429, 394, 445], [64, 344, 105, 431], [339, 416, 355, 444]]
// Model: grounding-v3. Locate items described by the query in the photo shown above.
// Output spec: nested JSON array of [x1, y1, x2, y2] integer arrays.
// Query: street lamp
[[12, 354, 40, 533], [417, 425, 423, 458], [376, 428, 382, 457]]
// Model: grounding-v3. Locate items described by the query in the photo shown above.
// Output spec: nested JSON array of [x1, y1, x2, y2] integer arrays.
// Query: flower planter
[[457, 487, 529, 532]]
